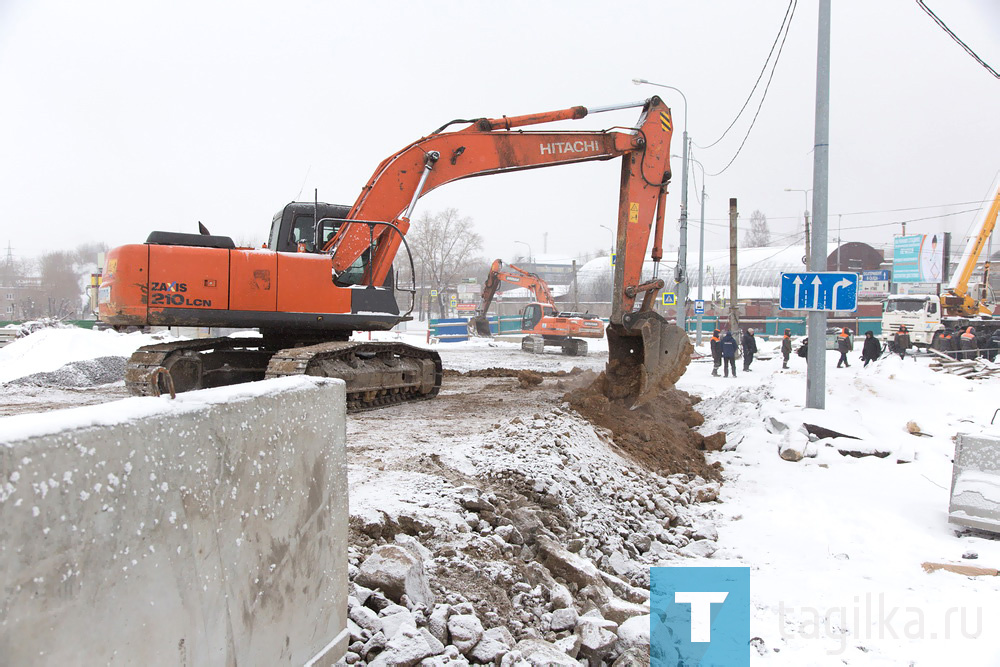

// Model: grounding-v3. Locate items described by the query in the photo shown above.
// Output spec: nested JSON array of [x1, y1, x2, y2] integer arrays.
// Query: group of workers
[[707, 323, 985, 376]]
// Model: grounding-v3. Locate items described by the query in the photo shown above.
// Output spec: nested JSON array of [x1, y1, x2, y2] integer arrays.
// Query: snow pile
[[0, 327, 165, 384]]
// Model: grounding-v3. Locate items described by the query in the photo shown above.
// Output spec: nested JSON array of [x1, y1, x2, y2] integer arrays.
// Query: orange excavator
[[469, 259, 603, 356], [99, 96, 689, 409]]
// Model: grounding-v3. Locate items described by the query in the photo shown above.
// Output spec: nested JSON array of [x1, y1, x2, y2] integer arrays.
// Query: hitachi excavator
[[469, 259, 603, 356], [99, 96, 690, 409]]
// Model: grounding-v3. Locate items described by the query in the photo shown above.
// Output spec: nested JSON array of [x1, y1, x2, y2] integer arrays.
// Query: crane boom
[[943, 179, 1000, 317]]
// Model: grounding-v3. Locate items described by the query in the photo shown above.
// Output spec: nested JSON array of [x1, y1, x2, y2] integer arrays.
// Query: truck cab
[[880, 294, 942, 347]]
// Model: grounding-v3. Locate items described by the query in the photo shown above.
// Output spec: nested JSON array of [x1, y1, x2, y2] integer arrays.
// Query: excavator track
[[125, 337, 274, 397], [126, 337, 442, 413], [264, 341, 442, 412]]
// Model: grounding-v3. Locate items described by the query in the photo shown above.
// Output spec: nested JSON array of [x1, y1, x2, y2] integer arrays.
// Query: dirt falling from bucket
[[565, 366, 722, 481]]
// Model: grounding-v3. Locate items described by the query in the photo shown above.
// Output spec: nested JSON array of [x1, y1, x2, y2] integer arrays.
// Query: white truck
[[880, 293, 944, 348]]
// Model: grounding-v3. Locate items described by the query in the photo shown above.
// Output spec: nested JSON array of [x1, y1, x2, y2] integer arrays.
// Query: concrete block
[[0, 377, 348, 665]]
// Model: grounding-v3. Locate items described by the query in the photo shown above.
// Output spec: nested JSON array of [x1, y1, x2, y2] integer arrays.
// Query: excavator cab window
[[290, 215, 317, 253], [522, 304, 543, 331]]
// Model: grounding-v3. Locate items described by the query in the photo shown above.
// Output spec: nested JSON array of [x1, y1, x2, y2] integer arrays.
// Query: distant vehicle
[[881, 179, 999, 350]]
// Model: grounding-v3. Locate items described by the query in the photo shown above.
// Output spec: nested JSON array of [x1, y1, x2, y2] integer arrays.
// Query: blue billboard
[[892, 234, 944, 283]]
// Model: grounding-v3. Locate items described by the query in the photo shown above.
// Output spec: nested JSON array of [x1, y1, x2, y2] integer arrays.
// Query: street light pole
[[784, 188, 812, 263], [634, 78, 689, 332], [599, 224, 614, 255], [676, 153, 707, 345], [514, 240, 532, 266]]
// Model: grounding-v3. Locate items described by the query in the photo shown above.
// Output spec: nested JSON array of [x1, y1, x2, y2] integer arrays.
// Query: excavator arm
[[326, 96, 687, 404], [475, 259, 556, 315]]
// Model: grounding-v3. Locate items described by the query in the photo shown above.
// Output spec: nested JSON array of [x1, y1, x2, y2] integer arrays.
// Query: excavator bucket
[[605, 311, 692, 407], [467, 315, 493, 338]]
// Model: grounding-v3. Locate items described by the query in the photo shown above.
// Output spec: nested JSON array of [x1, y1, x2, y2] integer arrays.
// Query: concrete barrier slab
[[0, 376, 348, 665]]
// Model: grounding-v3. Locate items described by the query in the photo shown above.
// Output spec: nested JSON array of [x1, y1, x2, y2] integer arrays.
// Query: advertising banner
[[892, 234, 944, 283]]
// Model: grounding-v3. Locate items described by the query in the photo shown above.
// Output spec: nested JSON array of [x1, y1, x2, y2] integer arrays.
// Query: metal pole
[[677, 134, 689, 332], [729, 198, 740, 333], [697, 181, 706, 345], [807, 0, 831, 410]]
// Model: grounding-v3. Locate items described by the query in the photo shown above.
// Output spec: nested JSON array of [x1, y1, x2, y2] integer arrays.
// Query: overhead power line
[[694, 0, 797, 151], [706, 0, 799, 176], [915, 0, 1000, 79]]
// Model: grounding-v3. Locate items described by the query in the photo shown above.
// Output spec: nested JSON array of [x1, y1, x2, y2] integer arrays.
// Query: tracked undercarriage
[[125, 337, 441, 412]]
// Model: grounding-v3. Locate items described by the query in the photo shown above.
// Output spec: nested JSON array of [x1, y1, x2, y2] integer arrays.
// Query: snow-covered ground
[[2, 326, 999, 663], [685, 337, 1000, 665]]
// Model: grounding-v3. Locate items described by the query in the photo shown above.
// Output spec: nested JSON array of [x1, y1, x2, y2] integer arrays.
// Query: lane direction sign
[[780, 272, 859, 312]]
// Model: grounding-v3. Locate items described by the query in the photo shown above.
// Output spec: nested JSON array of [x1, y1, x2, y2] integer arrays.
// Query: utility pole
[[677, 135, 690, 334], [571, 259, 580, 311], [807, 0, 831, 410], [728, 198, 740, 333], [696, 177, 707, 345], [804, 209, 811, 262]]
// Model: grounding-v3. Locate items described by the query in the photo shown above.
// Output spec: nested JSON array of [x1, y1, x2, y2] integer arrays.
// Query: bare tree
[[407, 209, 483, 319], [743, 209, 771, 247]]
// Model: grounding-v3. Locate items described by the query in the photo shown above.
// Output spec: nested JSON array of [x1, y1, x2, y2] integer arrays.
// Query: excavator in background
[[469, 259, 603, 356], [882, 178, 1000, 354], [99, 95, 689, 409]]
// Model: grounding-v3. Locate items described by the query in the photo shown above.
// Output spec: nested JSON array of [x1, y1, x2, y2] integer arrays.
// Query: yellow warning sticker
[[629, 202, 640, 223], [660, 111, 672, 132]]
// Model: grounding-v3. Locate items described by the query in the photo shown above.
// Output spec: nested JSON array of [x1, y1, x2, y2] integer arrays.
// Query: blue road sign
[[779, 272, 859, 312], [694, 299, 705, 314], [662, 292, 677, 306]]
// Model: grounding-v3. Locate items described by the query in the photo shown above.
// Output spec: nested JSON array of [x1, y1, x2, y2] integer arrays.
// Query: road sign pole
[[807, 0, 831, 410]]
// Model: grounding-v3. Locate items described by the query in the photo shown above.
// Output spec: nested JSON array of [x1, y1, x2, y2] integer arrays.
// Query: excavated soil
[[444, 367, 585, 379], [565, 362, 722, 482]]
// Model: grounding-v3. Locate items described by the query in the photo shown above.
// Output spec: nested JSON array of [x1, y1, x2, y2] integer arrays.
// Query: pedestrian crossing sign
[[662, 292, 677, 306]]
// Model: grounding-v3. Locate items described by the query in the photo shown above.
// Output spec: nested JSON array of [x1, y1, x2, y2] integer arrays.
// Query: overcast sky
[[1, 0, 997, 267]]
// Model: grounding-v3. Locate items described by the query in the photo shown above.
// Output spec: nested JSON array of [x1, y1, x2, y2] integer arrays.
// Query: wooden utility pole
[[728, 198, 740, 333], [571, 260, 580, 311]]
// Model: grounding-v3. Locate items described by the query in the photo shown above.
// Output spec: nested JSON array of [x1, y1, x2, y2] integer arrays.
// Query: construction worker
[[960, 326, 978, 360], [861, 330, 881, 367], [893, 325, 912, 360], [836, 327, 853, 368], [741, 327, 758, 372], [780, 328, 792, 369], [710, 329, 722, 376], [721, 330, 738, 377]]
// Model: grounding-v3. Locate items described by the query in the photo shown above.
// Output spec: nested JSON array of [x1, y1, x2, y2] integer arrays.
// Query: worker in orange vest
[[781, 328, 793, 369], [960, 327, 978, 360], [836, 328, 853, 368], [710, 329, 723, 376]]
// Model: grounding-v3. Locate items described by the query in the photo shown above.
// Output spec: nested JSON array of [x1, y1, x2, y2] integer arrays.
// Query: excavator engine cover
[[605, 311, 691, 406]]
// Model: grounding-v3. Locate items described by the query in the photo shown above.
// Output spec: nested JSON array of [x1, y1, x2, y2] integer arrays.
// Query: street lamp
[[634, 78, 689, 332], [675, 153, 707, 345], [784, 188, 812, 265], [514, 240, 532, 266], [598, 224, 615, 254]]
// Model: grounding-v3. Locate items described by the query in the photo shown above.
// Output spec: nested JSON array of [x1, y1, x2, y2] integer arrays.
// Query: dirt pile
[[445, 367, 584, 379], [565, 369, 722, 481]]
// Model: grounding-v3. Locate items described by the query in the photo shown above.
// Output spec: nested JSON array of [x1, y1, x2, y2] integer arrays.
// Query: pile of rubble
[[928, 348, 1000, 379], [346, 400, 725, 666]]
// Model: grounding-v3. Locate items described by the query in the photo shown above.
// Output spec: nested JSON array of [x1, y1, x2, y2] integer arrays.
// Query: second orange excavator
[[469, 259, 603, 356]]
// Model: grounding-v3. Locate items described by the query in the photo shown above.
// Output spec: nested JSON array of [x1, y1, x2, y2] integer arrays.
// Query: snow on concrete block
[[679, 539, 719, 558], [381, 609, 417, 641], [513, 638, 580, 666], [447, 613, 484, 654], [350, 604, 385, 635], [428, 604, 451, 645], [615, 614, 651, 654], [549, 606, 579, 632], [368, 623, 435, 667], [469, 626, 515, 663], [357, 544, 436, 608], [537, 535, 605, 590], [600, 596, 650, 625]]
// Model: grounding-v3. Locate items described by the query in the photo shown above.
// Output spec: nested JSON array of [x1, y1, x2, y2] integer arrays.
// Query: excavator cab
[[521, 303, 545, 333]]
